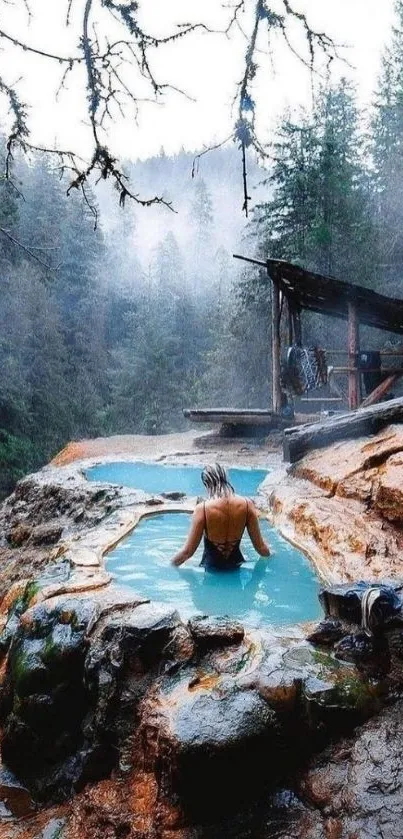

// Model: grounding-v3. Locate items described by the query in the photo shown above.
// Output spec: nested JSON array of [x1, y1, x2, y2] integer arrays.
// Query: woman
[[171, 463, 271, 569]]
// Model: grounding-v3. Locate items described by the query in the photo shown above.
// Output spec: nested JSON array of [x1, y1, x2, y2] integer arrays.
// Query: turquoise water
[[86, 462, 267, 498], [105, 512, 320, 626]]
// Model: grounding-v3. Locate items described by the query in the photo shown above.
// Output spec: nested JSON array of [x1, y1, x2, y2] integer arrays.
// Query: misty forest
[[2, 1, 403, 496]]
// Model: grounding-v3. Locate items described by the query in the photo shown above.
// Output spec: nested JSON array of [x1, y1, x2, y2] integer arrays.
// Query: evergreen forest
[[2, 2, 403, 495]]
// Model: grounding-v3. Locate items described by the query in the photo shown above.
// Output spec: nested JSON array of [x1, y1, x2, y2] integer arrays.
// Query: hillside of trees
[[2, 2, 403, 495]]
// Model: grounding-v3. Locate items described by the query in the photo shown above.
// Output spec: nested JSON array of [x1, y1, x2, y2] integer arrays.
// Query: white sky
[[0, 0, 396, 161]]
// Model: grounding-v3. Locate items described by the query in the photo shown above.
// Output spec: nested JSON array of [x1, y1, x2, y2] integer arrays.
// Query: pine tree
[[252, 80, 375, 285], [372, 0, 403, 293]]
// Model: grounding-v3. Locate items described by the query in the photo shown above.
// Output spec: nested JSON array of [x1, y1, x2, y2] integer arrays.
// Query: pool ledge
[[64, 499, 196, 572]]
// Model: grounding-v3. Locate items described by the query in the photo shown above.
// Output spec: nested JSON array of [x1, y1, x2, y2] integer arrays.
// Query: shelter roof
[[234, 254, 403, 334], [268, 260, 403, 333]]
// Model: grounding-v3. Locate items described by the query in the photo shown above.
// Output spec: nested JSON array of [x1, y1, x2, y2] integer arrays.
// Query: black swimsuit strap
[[204, 498, 249, 554], [203, 501, 208, 539]]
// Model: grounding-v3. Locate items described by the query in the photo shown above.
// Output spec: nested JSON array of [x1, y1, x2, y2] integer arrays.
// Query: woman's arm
[[171, 504, 205, 566], [246, 502, 271, 557]]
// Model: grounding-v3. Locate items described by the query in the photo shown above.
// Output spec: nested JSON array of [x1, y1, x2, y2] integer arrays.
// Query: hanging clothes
[[285, 345, 328, 395]]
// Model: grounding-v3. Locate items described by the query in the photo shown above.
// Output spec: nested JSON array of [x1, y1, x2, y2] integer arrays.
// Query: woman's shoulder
[[233, 493, 252, 505]]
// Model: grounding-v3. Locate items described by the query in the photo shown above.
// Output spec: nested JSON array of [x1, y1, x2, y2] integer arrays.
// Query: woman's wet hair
[[201, 463, 234, 497]]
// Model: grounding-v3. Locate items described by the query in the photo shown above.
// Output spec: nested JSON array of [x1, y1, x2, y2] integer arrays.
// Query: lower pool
[[105, 512, 321, 627], [86, 462, 267, 497]]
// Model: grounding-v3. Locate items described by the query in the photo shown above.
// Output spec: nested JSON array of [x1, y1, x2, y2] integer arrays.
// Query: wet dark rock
[[306, 618, 346, 646], [83, 603, 194, 779], [257, 668, 301, 711], [0, 572, 401, 821], [0, 764, 35, 817], [161, 490, 186, 500], [301, 671, 380, 735], [334, 631, 391, 676], [386, 626, 403, 660], [161, 688, 278, 815], [0, 473, 137, 545], [188, 615, 245, 649], [294, 699, 403, 839], [0, 597, 196, 802], [30, 523, 63, 546], [1, 597, 95, 799]]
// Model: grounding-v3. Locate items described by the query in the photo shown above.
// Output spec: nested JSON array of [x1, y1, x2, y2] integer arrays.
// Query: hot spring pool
[[105, 512, 321, 627], [86, 461, 267, 498]]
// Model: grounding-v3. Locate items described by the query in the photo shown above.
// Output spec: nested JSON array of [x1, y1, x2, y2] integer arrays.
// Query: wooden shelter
[[234, 255, 403, 414], [184, 256, 403, 434]]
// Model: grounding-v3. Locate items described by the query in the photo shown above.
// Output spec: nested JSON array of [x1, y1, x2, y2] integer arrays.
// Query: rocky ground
[[0, 428, 403, 837], [262, 423, 403, 584]]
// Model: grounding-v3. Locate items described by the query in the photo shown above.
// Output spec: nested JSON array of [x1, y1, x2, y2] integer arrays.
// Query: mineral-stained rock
[[0, 580, 41, 658], [0, 764, 35, 818], [291, 425, 403, 496], [374, 451, 403, 521], [257, 668, 300, 711], [262, 425, 403, 583], [6, 523, 32, 547], [187, 615, 245, 650]]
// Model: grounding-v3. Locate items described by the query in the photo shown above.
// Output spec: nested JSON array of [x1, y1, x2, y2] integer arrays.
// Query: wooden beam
[[283, 395, 403, 463], [360, 373, 402, 408], [348, 302, 360, 410], [183, 409, 274, 425], [271, 276, 282, 414]]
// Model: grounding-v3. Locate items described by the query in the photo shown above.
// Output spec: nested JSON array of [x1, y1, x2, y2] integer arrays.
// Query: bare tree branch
[[230, 0, 342, 213], [0, 227, 57, 271], [0, 27, 82, 63], [192, 134, 235, 178], [66, 0, 74, 27], [0, 0, 342, 217]]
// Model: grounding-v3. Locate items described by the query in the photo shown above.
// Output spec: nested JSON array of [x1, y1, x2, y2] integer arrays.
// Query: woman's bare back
[[203, 494, 249, 552], [171, 490, 270, 567]]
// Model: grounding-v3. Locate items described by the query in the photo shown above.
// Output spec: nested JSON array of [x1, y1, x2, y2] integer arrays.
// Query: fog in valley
[[2, 1, 403, 496]]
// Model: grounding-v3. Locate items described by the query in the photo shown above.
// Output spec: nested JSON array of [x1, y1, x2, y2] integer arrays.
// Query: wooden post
[[288, 301, 302, 346], [348, 301, 359, 410], [271, 277, 282, 414], [292, 305, 302, 346], [288, 299, 293, 346]]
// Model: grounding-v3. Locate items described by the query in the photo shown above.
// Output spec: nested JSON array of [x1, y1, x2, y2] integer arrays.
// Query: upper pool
[[105, 512, 321, 627], [86, 461, 268, 497]]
